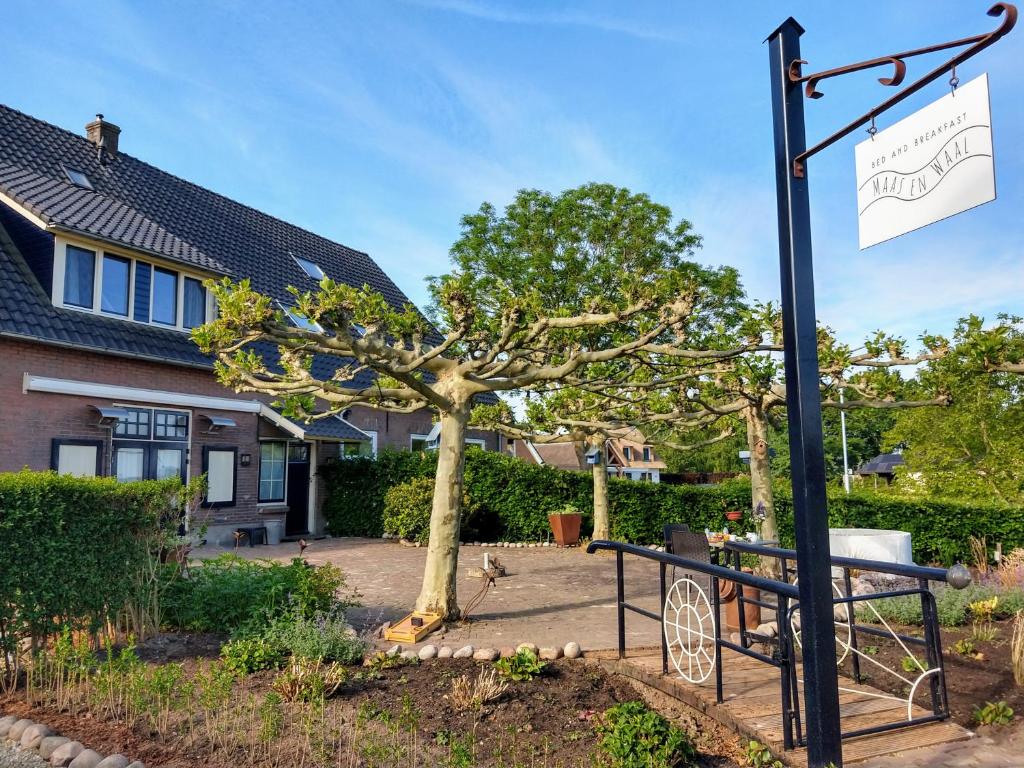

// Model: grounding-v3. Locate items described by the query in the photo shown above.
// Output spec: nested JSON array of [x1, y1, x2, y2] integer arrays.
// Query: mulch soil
[[837, 619, 1022, 734], [1, 633, 744, 768]]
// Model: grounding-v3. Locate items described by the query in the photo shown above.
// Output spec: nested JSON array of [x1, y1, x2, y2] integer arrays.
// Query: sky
[[4, 0, 1022, 349]]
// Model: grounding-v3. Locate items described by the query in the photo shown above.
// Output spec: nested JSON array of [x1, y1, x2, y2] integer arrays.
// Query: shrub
[[272, 657, 347, 702], [595, 701, 696, 768], [449, 668, 509, 711], [860, 584, 1024, 627], [324, 450, 1024, 563], [220, 636, 287, 674], [0, 471, 176, 679], [493, 649, 547, 681], [269, 607, 367, 664], [162, 554, 353, 636], [383, 476, 437, 543]]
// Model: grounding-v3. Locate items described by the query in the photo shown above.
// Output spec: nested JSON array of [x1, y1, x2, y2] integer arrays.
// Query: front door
[[285, 442, 310, 537]]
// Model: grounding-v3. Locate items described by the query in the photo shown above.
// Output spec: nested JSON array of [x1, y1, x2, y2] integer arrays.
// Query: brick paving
[[193, 537, 664, 651]]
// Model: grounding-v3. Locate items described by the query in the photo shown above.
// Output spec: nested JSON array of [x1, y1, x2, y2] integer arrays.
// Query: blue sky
[[5, 0, 1022, 348]]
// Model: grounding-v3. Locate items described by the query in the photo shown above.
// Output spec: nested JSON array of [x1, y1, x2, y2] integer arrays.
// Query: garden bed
[[1, 637, 743, 767]]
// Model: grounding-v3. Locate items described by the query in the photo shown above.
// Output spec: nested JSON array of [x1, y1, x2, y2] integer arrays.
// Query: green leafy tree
[[195, 183, 734, 618], [887, 316, 1024, 504]]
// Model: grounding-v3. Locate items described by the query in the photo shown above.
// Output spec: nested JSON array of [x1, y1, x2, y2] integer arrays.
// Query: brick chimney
[[85, 114, 121, 157]]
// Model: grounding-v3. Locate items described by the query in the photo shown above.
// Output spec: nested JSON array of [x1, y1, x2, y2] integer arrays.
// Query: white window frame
[[410, 433, 431, 452], [465, 438, 487, 451], [52, 236, 216, 333], [292, 254, 325, 280], [257, 439, 289, 506]]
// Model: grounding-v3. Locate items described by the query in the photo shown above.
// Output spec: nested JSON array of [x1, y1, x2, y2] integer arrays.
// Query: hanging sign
[[855, 73, 995, 249]]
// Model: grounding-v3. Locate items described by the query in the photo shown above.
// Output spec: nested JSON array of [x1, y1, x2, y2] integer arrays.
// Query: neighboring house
[[509, 429, 666, 483], [856, 452, 906, 487], [0, 106, 498, 543]]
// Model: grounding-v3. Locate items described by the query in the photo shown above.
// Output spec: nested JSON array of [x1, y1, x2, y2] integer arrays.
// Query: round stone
[[453, 645, 474, 659], [69, 750, 104, 768], [539, 646, 563, 661], [473, 648, 500, 662], [40, 736, 71, 760], [516, 642, 538, 655], [50, 740, 85, 767], [437, 646, 454, 659], [399, 650, 418, 662], [22, 723, 53, 749], [563, 642, 582, 659], [418, 645, 438, 660], [96, 756, 132, 768], [8, 719, 34, 742], [0, 715, 18, 738], [499, 646, 516, 658]]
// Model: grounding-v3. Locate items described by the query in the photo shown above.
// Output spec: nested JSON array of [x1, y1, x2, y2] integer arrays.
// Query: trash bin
[[265, 518, 284, 546]]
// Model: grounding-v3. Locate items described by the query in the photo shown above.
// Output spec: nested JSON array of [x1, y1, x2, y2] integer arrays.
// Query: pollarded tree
[[194, 183, 739, 618], [608, 305, 951, 546]]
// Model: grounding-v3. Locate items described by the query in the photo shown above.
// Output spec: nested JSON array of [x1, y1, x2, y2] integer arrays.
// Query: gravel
[[0, 743, 49, 768]]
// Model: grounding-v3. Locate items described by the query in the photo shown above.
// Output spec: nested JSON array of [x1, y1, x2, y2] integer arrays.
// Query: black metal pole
[[767, 18, 844, 768], [616, 549, 626, 659]]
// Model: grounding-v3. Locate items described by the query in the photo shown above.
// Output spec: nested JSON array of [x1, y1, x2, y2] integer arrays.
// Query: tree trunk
[[745, 405, 780, 577], [591, 436, 611, 541], [415, 403, 470, 620]]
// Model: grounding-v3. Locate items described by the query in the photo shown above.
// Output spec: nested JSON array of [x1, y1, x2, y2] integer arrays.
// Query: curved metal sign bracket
[[790, 3, 1017, 178]]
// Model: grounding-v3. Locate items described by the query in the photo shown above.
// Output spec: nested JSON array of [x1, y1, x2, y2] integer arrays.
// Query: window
[[152, 268, 178, 325], [101, 254, 131, 316], [114, 447, 146, 482], [465, 438, 487, 451], [410, 434, 431, 452], [64, 245, 95, 308], [63, 165, 93, 189], [282, 305, 322, 333], [114, 408, 151, 438], [259, 442, 287, 502], [203, 446, 237, 506], [643, 447, 652, 462], [623, 446, 632, 461], [183, 277, 206, 329], [293, 255, 325, 280], [51, 439, 102, 477], [154, 410, 189, 439]]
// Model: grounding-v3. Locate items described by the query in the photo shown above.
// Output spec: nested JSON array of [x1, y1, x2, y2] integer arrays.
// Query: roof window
[[292, 254, 325, 280], [62, 165, 93, 190], [280, 302, 323, 333]]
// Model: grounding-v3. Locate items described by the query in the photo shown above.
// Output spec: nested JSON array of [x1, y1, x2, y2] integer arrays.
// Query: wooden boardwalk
[[605, 649, 970, 767]]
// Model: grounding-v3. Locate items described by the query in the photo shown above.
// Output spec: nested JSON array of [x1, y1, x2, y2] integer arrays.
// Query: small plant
[[549, 503, 582, 516], [594, 701, 696, 767], [973, 701, 1014, 726], [269, 605, 367, 664], [969, 596, 999, 642], [969, 536, 989, 575], [861, 645, 879, 656], [901, 656, 928, 674], [221, 636, 286, 674], [952, 637, 977, 657], [272, 657, 347, 702], [449, 668, 509, 711], [745, 739, 783, 768], [494, 648, 547, 681], [258, 690, 285, 744]]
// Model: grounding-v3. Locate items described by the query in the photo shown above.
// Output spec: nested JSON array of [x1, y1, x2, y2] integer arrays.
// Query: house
[[0, 106, 499, 543], [509, 429, 666, 483], [856, 452, 906, 487]]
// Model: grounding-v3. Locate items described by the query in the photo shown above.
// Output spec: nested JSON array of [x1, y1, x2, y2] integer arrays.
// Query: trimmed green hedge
[[0, 471, 175, 646], [321, 450, 1024, 564]]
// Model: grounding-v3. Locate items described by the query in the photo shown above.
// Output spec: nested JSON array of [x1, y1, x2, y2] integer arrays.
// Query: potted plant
[[548, 504, 583, 547]]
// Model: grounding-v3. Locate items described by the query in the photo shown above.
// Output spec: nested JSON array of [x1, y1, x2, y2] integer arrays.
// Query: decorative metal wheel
[[663, 577, 716, 683], [789, 579, 852, 664]]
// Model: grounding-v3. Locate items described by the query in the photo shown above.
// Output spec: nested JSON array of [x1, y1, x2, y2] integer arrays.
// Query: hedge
[[322, 450, 1024, 565], [0, 471, 176, 648]]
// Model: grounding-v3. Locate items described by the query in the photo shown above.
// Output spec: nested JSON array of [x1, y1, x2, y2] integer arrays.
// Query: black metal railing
[[588, 538, 969, 751], [587, 540, 804, 749]]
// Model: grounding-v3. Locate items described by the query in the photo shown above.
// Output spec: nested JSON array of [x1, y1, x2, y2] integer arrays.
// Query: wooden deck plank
[[606, 651, 970, 767]]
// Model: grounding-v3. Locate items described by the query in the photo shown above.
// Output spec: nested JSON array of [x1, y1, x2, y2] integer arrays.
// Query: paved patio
[[193, 537, 664, 650]]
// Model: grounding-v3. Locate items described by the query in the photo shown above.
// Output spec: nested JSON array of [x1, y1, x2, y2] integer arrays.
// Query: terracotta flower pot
[[548, 513, 582, 547], [725, 510, 744, 522]]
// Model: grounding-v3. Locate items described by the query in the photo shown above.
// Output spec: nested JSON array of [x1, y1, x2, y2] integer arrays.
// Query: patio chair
[[663, 526, 712, 597]]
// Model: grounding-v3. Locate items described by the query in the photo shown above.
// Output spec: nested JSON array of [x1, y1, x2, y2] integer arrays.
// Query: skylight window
[[63, 165, 93, 190], [293, 254, 325, 280], [280, 302, 322, 333]]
